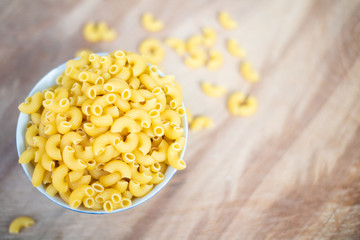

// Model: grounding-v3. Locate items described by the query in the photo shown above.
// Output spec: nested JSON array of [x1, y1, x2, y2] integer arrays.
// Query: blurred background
[[1, 0, 360, 239]]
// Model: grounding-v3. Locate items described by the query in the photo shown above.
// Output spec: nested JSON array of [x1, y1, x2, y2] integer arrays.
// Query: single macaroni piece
[[207, 49, 223, 70], [18, 50, 187, 212], [165, 38, 186, 56], [185, 108, 193, 124], [190, 116, 214, 131], [9, 216, 35, 234], [186, 35, 204, 52], [227, 91, 258, 116], [18, 92, 43, 114], [141, 13, 163, 32], [83, 21, 117, 43], [227, 39, 246, 58], [201, 82, 227, 97], [202, 27, 216, 47], [139, 39, 165, 65], [218, 11, 237, 29], [240, 61, 260, 83], [184, 49, 207, 69]]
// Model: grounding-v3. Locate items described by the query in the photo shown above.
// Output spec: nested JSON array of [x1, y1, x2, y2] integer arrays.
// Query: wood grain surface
[[1, 0, 360, 239]]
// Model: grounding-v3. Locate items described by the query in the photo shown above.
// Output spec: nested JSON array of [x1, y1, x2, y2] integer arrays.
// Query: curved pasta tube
[[83, 22, 101, 42], [207, 49, 223, 70], [43, 98, 70, 113], [151, 140, 169, 162], [63, 146, 87, 171], [63, 107, 83, 129], [81, 99, 94, 116], [68, 175, 92, 190], [150, 162, 161, 172], [124, 109, 151, 128], [137, 132, 151, 155], [167, 137, 186, 170], [163, 122, 184, 140], [203, 27, 216, 47], [152, 87, 166, 112], [83, 123, 109, 137], [103, 105, 120, 118], [218, 11, 237, 29], [133, 149, 154, 166], [25, 125, 38, 147], [99, 172, 121, 187], [129, 181, 153, 197], [93, 132, 120, 156], [45, 134, 62, 160], [103, 160, 131, 179], [91, 181, 105, 193], [9, 216, 35, 234], [91, 94, 117, 116], [32, 162, 45, 187], [69, 184, 94, 209], [68, 169, 85, 182], [83, 197, 95, 208], [73, 144, 94, 161], [186, 35, 203, 52], [227, 38, 246, 58], [113, 180, 129, 193], [60, 132, 82, 150], [227, 92, 258, 116], [164, 84, 182, 109], [126, 53, 146, 77], [130, 164, 153, 184], [19, 147, 36, 164], [41, 153, 55, 171], [149, 109, 164, 137], [131, 98, 157, 112], [85, 84, 105, 99], [114, 133, 138, 153], [160, 109, 181, 126], [31, 113, 41, 125], [113, 50, 127, 67], [114, 66, 131, 81], [113, 95, 131, 112], [141, 13, 163, 32], [139, 39, 165, 65], [128, 77, 140, 90], [18, 92, 43, 114], [240, 61, 260, 83], [122, 152, 136, 163], [33, 136, 46, 163], [52, 165, 69, 193], [94, 145, 118, 163], [103, 80, 130, 99], [90, 114, 113, 127], [201, 82, 227, 97], [45, 183, 58, 197], [150, 172, 165, 184], [139, 74, 157, 91], [95, 188, 121, 205], [190, 116, 214, 131], [42, 170, 52, 184], [98, 22, 117, 42], [111, 116, 141, 133], [165, 38, 186, 55]]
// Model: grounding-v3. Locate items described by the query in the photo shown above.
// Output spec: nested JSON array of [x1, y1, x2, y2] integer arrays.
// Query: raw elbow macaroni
[[18, 51, 186, 212], [141, 13, 163, 32], [201, 82, 227, 97], [9, 216, 35, 234], [218, 11, 237, 30], [227, 91, 258, 116], [83, 21, 117, 43]]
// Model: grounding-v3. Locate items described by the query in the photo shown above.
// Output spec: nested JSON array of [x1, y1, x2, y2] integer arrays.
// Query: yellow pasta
[[207, 49, 223, 70], [139, 39, 165, 65], [227, 38, 246, 58], [202, 27, 216, 47], [83, 21, 117, 43], [165, 38, 186, 55], [218, 11, 237, 29], [18, 50, 187, 212], [184, 49, 207, 69], [227, 92, 258, 116], [9, 216, 35, 234], [141, 13, 163, 32], [190, 116, 214, 131], [201, 82, 227, 97], [240, 61, 260, 83]]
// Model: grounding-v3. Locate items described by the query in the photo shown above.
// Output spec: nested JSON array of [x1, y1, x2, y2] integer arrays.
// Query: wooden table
[[1, 0, 360, 239]]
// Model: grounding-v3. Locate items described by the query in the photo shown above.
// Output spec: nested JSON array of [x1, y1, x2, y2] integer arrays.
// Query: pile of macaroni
[[18, 50, 186, 212]]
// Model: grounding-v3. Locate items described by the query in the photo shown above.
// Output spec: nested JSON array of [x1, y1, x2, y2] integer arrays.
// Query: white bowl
[[16, 54, 188, 214]]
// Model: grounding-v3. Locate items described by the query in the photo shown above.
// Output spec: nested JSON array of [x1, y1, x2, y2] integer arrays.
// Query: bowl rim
[[16, 53, 188, 214]]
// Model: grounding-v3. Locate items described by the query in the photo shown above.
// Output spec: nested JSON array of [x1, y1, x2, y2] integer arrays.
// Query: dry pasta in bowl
[[16, 50, 188, 214]]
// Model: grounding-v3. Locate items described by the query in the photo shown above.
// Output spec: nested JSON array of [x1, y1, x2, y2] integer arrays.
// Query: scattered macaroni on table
[[9, 216, 35, 234], [228, 91, 257, 116], [190, 116, 214, 131], [240, 61, 260, 83], [18, 51, 187, 212], [201, 82, 227, 97], [218, 11, 237, 30], [227, 39, 246, 58], [141, 13, 163, 32]]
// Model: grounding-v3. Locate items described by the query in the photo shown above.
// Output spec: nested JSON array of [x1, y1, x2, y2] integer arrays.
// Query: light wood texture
[[1, 0, 360, 239]]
